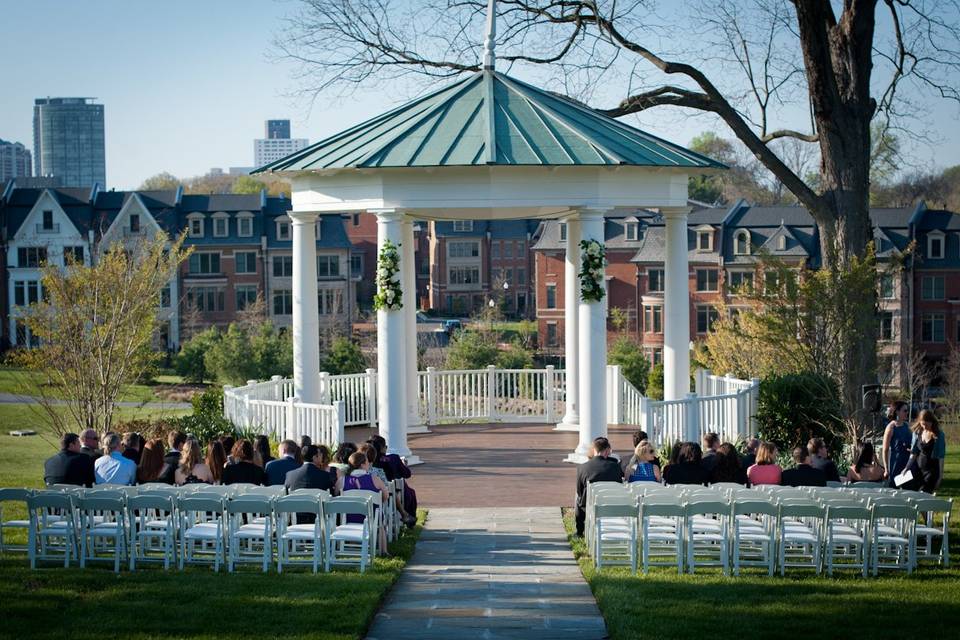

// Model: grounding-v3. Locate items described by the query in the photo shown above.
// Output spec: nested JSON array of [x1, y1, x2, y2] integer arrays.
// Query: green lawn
[[0, 367, 188, 404], [565, 444, 960, 640], [0, 404, 422, 640]]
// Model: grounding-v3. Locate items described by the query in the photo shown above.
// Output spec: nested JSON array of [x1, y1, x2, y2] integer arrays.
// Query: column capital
[[569, 206, 613, 221], [660, 206, 694, 219], [287, 211, 320, 224], [371, 208, 405, 222]]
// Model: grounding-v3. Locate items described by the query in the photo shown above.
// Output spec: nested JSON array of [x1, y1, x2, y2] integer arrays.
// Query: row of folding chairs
[[0, 485, 400, 574], [586, 482, 952, 577]]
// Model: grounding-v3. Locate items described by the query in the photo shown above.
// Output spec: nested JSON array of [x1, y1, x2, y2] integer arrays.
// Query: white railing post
[[749, 377, 761, 437], [426, 367, 437, 425], [334, 400, 346, 445], [286, 396, 299, 442], [685, 393, 699, 443], [365, 368, 377, 427], [639, 396, 652, 443], [318, 372, 331, 405], [271, 375, 283, 400], [606, 365, 622, 425], [223, 385, 233, 421], [244, 379, 257, 428], [545, 365, 556, 423], [487, 365, 497, 422]]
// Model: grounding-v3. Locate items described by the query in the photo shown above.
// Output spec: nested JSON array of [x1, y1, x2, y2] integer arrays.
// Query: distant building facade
[[265, 120, 291, 139], [0, 139, 32, 183], [33, 98, 106, 187], [254, 119, 308, 168]]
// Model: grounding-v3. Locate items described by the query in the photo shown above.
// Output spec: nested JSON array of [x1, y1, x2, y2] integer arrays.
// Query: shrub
[[175, 328, 218, 383], [495, 341, 534, 370], [204, 322, 292, 385], [608, 336, 649, 393], [321, 336, 367, 375], [446, 330, 499, 370], [755, 372, 844, 456], [647, 364, 664, 401]]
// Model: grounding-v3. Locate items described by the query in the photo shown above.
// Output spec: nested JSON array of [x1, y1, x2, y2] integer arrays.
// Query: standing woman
[[882, 401, 912, 487], [906, 410, 945, 493]]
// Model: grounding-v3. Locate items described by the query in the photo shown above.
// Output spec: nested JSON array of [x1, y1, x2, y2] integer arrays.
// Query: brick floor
[[345, 422, 638, 508]]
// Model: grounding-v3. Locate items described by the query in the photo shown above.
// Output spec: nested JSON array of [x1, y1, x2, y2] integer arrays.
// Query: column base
[[407, 422, 431, 434], [554, 421, 580, 432], [563, 452, 589, 464]]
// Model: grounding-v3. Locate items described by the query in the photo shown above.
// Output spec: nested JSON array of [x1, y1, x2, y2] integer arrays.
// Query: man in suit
[[700, 432, 720, 475], [781, 446, 827, 487], [157, 431, 186, 485], [265, 440, 301, 486], [575, 437, 624, 537], [807, 437, 841, 483], [79, 429, 102, 460], [44, 433, 95, 487], [740, 438, 759, 470], [285, 444, 337, 523]]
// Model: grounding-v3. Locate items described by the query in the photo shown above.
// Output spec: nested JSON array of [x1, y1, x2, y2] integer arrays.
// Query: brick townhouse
[[912, 207, 960, 373]]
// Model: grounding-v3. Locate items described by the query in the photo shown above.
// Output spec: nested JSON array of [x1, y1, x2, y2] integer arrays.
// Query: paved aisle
[[366, 507, 607, 640]]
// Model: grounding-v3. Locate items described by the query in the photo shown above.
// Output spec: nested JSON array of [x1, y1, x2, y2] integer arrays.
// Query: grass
[[564, 440, 960, 640], [0, 366, 188, 404], [0, 403, 423, 640]]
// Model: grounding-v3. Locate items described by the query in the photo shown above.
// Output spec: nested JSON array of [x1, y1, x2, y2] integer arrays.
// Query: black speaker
[[862, 384, 882, 413]]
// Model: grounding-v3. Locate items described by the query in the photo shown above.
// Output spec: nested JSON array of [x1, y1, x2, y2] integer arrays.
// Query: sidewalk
[[366, 507, 607, 640]]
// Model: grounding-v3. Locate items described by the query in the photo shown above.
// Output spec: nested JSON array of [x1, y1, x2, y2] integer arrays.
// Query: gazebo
[[255, 5, 723, 465]]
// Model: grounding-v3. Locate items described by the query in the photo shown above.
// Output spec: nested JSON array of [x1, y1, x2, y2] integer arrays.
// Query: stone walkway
[[366, 507, 607, 640]]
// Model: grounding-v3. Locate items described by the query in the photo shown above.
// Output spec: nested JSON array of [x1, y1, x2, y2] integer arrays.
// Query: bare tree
[[275, 0, 960, 416], [902, 346, 934, 407]]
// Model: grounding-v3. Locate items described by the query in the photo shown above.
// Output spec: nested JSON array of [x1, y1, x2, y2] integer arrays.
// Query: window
[[188, 252, 221, 275], [697, 230, 713, 252], [352, 213, 360, 226], [765, 271, 780, 293], [452, 220, 473, 232], [17, 247, 47, 268], [237, 215, 253, 237], [235, 251, 257, 274], [276, 220, 290, 240], [129, 214, 141, 234], [921, 314, 945, 342], [213, 216, 228, 238], [696, 269, 719, 292], [777, 235, 787, 251], [504, 241, 514, 259], [503, 268, 513, 284], [559, 223, 567, 242], [236, 285, 258, 311], [879, 274, 895, 299], [317, 255, 340, 277], [546, 284, 557, 309], [491, 242, 500, 259], [491, 267, 502, 283], [13, 281, 41, 306], [645, 348, 663, 367], [160, 285, 171, 308], [517, 267, 526, 285], [644, 305, 663, 333], [734, 230, 750, 255], [879, 312, 894, 341], [319, 288, 344, 315], [42, 210, 54, 230], [448, 265, 480, 285], [546, 322, 558, 347], [350, 254, 363, 278], [921, 276, 945, 300], [697, 306, 720, 334], [647, 269, 664, 293], [448, 241, 480, 258], [273, 289, 293, 315], [727, 271, 753, 293], [186, 286, 225, 312], [64, 246, 84, 265], [187, 215, 204, 238], [273, 255, 293, 277], [515, 241, 525, 257], [928, 232, 944, 259], [625, 222, 638, 241]]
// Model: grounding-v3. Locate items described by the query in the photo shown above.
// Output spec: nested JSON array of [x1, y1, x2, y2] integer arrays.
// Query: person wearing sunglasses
[[79, 429, 102, 460]]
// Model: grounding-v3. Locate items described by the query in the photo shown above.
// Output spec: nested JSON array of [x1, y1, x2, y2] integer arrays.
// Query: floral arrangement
[[372, 239, 403, 310], [579, 239, 607, 302]]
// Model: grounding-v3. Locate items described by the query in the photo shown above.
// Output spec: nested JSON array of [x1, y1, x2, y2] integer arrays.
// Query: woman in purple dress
[[337, 451, 389, 553]]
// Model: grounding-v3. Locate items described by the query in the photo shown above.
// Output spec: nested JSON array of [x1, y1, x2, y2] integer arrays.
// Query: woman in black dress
[[905, 410, 943, 493]]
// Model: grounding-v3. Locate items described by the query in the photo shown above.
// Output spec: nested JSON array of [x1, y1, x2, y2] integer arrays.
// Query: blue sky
[[2, 0, 958, 190]]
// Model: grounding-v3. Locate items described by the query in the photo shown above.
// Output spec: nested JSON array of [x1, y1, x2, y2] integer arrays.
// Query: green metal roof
[[255, 71, 725, 172]]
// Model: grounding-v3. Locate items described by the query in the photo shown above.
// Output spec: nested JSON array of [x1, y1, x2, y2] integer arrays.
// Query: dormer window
[[625, 222, 638, 241], [696, 228, 713, 252], [453, 220, 473, 232], [42, 210, 54, 230], [559, 223, 567, 242], [734, 230, 750, 255], [928, 231, 945, 259], [212, 212, 229, 238], [129, 214, 140, 234], [777, 235, 787, 251], [237, 212, 254, 237], [187, 213, 204, 238], [276, 218, 291, 241]]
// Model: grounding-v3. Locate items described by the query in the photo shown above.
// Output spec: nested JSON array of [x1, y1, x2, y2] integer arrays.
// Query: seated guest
[[575, 437, 624, 536], [220, 435, 236, 466], [221, 439, 266, 485], [338, 451, 390, 553], [807, 437, 840, 483], [360, 442, 417, 526], [44, 433, 95, 487], [158, 431, 187, 485], [847, 441, 884, 483], [621, 430, 659, 475], [265, 440, 302, 486], [711, 443, 747, 485], [285, 444, 338, 522], [781, 446, 827, 487], [330, 442, 356, 477], [663, 442, 709, 486], [740, 437, 759, 469], [700, 432, 721, 475], [299, 435, 312, 449], [174, 438, 214, 485], [747, 441, 782, 485], [136, 439, 166, 484], [367, 434, 417, 519], [626, 441, 661, 483], [95, 432, 138, 485], [79, 429, 102, 459], [254, 435, 274, 468], [205, 440, 227, 484], [121, 432, 141, 464]]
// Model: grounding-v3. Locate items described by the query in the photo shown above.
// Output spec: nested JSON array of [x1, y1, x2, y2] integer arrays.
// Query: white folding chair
[[77, 494, 127, 573], [27, 492, 77, 568], [178, 496, 227, 571], [640, 495, 685, 574], [731, 498, 777, 576], [593, 501, 638, 572], [227, 495, 274, 572], [340, 490, 382, 559], [0, 488, 33, 555], [245, 485, 287, 497], [325, 498, 374, 573], [777, 500, 824, 575], [275, 494, 327, 573], [685, 498, 730, 575], [871, 502, 917, 574], [127, 494, 177, 571], [909, 495, 952, 567], [824, 504, 872, 577]]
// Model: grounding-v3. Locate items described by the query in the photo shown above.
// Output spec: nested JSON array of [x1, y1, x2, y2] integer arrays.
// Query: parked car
[[442, 319, 463, 334]]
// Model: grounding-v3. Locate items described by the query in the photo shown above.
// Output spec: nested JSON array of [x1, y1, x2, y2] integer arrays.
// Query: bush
[[446, 330, 499, 370], [647, 364, 664, 401], [608, 336, 649, 393], [495, 341, 534, 369], [204, 322, 292, 385], [755, 372, 844, 456], [175, 328, 218, 383], [321, 337, 367, 375]]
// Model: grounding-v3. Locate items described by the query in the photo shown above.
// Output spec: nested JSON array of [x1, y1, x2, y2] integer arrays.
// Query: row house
[[911, 207, 960, 373]]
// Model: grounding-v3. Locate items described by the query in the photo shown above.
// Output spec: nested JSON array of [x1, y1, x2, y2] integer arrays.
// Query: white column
[[290, 212, 321, 404], [568, 209, 608, 463], [663, 209, 691, 400], [403, 219, 428, 435], [374, 210, 419, 464], [556, 217, 580, 432]]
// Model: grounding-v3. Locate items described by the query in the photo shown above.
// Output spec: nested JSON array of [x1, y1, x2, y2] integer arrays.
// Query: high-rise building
[[33, 97, 106, 187], [265, 119, 291, 139], [0, 139, 32, 183], [254, 119, 308, 168]]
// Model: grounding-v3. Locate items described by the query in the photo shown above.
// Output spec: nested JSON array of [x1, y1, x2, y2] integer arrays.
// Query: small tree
[[321, 336, 367, 375], [20, 233, 190, 435], [495, 340, 534, 370], [175, 327, 218, 383], [446, 329, 500, 370], [608, 336, 649, 394], [755, 372, 844, 456], [646, 364, 665, 401], [203, 321, 292, 385]]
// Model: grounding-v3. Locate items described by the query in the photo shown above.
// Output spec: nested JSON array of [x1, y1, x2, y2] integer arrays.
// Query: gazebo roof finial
[[482, 0, 497, 70]]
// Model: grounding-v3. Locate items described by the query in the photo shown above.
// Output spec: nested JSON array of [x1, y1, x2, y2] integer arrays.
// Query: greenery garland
[[579, 238, 607, 302], [372, 239, 403, 310]]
